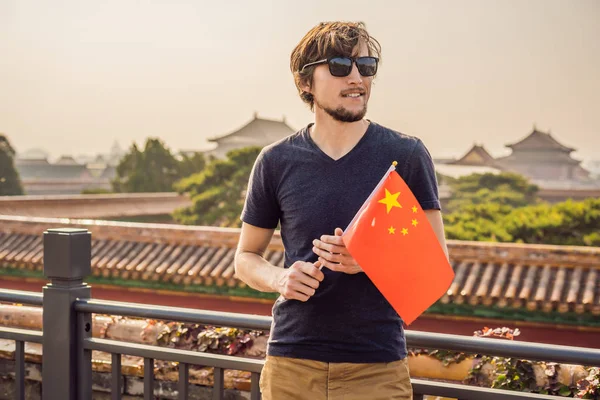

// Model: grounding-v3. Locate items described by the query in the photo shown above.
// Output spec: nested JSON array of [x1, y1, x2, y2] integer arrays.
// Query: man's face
[[305, 42, 373, 123]]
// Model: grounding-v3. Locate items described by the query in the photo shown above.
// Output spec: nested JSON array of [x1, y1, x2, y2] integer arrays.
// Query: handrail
[[73, 298, 600, 366], [405, 330, 600, 365], [0, 327, 44, 343], [0, 289, 43, 306], [74, 298, 272, 330]]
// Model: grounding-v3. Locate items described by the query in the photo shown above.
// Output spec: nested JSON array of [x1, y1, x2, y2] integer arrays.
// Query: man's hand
[[276, 260, 324, 302], [312, 228, 363, 274]]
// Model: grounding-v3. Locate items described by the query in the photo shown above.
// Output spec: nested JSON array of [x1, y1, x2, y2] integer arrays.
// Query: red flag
[[342, 163, 454, 325]]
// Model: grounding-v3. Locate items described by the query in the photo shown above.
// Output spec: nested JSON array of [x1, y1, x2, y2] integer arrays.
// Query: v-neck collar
[[303, 121, 376, 164]]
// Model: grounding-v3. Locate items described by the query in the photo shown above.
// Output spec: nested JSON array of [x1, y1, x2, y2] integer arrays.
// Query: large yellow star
[[378, 188, 402, 214], [388, 226, 396, 234]]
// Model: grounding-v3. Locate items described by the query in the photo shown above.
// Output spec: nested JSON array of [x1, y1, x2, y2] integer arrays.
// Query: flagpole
[[343, 161, 398, 234]]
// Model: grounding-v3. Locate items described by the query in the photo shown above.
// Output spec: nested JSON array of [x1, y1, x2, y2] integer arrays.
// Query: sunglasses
[[300, 56, 379, 77]]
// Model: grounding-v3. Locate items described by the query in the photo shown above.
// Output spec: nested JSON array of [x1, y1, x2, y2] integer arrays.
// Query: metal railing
[[0, 228, 599, 400]]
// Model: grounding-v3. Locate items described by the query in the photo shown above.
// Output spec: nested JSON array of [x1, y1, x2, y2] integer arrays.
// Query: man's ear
[[299, 77, 312, 95]]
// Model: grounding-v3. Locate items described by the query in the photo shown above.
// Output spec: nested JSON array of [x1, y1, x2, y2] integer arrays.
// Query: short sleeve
[[240, 149, 281, 229], [402, 139, 441, 211]]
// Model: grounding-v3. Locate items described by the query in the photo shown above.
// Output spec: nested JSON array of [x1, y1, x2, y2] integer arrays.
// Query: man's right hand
[[276, 261, 324, 302]]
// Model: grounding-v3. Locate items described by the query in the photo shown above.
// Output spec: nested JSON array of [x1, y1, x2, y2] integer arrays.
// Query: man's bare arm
[[234, 222, 324, 301], [234, 223, 284, 292]]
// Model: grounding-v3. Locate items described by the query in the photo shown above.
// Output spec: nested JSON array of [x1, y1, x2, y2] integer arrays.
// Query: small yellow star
[[412, 219, 418, 227], [388, 226, 396, 234], [401, 228, 409, 236], [412, 205, 418, 213]]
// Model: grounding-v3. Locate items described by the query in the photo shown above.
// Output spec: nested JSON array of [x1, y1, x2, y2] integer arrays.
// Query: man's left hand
[[312, 228, 363, 274]]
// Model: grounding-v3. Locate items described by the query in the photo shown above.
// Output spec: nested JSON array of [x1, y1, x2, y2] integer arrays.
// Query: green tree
[[444, 198, 600, 246], [173, 146, 261, 227], [112, 138, 191, 193], [503, 198, 600, 246], [177, 151, 206, 177], [445, 172, 540, 213], [443, 203, 514, 242], [0, 134, 24, 196]]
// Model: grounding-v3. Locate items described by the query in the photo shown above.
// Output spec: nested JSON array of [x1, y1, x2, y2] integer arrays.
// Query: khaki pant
[[259, 355, 413, 400]]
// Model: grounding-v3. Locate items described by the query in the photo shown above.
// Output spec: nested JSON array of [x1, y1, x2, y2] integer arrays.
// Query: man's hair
[[290, 21, 382, 111]]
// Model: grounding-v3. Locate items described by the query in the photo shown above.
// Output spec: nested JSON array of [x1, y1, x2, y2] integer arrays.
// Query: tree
[[444, 198, 600, 246], [444, 172, 540, 213], [502, 198, 600, 246], [443, 203, 514, 242], [441, 172, 600, 246], [177, 151, 206, 178], [112, 138, 203, 193], [0, 134, 24, 196], [173, 146, 261, 227]]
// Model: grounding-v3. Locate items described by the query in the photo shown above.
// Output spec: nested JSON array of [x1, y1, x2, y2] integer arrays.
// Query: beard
[[315, 99, 367, 123]]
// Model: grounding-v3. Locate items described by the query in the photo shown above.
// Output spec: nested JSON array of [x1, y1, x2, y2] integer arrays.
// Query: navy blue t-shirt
[[241, 121, 441, 363]]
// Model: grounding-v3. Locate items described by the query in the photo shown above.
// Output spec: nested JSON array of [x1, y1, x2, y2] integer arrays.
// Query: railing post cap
[[46, 228, 89, 234], [43, 228, 92, 280]]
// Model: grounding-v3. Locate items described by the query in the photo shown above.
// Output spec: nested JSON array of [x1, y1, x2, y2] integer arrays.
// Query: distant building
[[449, 144, 500, 168], [204, 113, 295, 159], [436, 144, 504, 179], [14, 141, 124, 195], [446, 127, 598, 189], [436, 127, 600, 203], [15, 155, 112, 195], [494, 127, 591, 183]]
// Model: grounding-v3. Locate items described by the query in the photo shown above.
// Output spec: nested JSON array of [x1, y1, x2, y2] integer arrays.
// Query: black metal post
[[42, 228, 92, 400]]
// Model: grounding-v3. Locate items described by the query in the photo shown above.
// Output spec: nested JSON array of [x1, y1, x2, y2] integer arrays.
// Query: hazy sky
[[1, 0, 599, 163]]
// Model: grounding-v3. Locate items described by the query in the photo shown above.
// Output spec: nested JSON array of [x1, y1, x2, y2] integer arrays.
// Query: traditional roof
[[449, 144, 499, 167], [1, 216, 599, 318], [55, 155, 79, 165], [495, 151, 582, 166], [208, 114, 295, 145], [505, 128, 575, 153]]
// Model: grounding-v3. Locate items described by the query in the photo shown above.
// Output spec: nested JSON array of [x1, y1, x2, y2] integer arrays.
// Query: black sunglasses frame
[[300, 56, 379, 77]]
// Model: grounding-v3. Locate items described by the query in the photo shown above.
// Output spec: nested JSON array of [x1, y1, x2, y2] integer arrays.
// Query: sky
[[1, 0, 599, 164]]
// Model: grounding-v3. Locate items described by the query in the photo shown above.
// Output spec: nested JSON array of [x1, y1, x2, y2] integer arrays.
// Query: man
[[234, 21, 448, 400]]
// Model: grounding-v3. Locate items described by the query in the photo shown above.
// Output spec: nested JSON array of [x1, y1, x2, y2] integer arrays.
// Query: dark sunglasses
[[300, 56, 379, 77]]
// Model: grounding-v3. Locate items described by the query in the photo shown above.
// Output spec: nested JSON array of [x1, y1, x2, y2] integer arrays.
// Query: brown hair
[[290, 21, 382, 111]]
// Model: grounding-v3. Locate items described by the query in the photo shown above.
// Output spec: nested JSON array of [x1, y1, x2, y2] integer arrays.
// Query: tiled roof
[[505, 129, 575, 153], [208, 115, 295, 145], [1, 216, 599, 315], [450, 144, 499, 167], [0, 231, 284, 288]]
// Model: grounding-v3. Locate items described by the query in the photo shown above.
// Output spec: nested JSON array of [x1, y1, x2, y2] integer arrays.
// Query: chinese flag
[[342, 165, 454, 325]]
